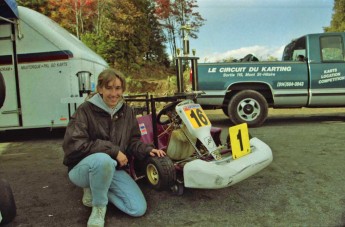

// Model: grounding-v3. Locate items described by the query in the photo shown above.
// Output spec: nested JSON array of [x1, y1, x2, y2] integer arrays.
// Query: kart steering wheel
[[0, 72, 6, 109], [156, 101, 180, 125]]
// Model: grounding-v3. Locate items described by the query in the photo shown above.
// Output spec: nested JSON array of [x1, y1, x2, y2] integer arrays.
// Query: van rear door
[[0, 22, 21, 128]]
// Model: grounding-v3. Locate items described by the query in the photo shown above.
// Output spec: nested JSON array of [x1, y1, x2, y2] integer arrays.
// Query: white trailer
[[0, 1, 108, 130]]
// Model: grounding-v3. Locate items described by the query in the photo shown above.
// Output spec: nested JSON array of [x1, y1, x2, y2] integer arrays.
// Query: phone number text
[[277, 81, 304, 87]]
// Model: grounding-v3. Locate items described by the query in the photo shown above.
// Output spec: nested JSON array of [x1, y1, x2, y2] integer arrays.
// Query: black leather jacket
[[62, 101, 153, 171]]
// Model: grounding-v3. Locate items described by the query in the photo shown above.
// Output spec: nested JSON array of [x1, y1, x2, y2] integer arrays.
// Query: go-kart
[[126, 93, 273, 195]]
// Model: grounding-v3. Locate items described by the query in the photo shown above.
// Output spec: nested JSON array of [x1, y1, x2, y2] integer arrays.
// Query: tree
[[104, 0, 144, 69], [266, 56, 278, 61], [18, 0, 99, 38], [16, 0, 48, 12], [222, 56, 237, 63], [18, 0, 170, 74], [324, 0, 345, 32], [154, 0, 205, 58], [83, 0, 169, 71], [47, 0, 97, 39], [140, 0, 169, 65]]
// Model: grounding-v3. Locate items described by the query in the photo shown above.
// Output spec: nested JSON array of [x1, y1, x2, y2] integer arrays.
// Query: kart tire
[[0, 72, 5, 109], [0, 179, 16, 225], [145, 156, 176, 191], [171, 181, 184, 196], [228, 90, 268, 127]]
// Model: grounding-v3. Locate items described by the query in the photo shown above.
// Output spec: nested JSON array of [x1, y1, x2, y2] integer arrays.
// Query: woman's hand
[[149, 149, 166, 157], [116, 151, 128, 167]]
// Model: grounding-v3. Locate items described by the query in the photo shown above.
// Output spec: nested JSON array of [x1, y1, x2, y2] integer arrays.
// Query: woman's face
[[98, 77, 123, 108]]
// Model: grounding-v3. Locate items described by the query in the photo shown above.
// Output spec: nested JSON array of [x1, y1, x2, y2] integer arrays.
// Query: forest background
[[16, 0, 345, 94]]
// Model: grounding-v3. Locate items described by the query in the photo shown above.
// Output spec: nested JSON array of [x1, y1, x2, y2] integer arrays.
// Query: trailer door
[[0, 23, 20, 128]]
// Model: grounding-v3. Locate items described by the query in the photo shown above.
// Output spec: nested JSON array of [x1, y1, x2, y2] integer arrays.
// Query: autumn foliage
[[17, 0, 204, 76]]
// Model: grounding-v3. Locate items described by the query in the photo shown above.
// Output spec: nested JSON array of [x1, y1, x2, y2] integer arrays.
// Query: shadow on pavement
[[264, 114, 345, 126], [0, 128, 66, 142], [208, 113, 345, 128]]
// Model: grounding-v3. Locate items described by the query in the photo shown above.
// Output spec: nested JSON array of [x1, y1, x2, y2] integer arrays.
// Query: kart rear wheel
[[0, 179, 16, 225], [145, 157, 176, 191]]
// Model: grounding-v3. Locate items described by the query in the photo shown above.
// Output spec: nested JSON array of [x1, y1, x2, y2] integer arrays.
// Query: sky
[[186, 0, 334, 62]]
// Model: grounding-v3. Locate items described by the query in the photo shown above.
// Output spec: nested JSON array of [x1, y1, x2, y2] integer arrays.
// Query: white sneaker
[[82, 188, 92, 207], [87, 206, 107, 227]]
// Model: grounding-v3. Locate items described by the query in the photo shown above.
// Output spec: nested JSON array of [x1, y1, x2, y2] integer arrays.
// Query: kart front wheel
[[145, 156, 176, 191]]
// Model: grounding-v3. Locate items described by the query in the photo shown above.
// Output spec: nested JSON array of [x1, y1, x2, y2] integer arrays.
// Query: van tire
[[0, 72, 5, 109], [228, 90, 268, 127], [0, 179, 16, 225]]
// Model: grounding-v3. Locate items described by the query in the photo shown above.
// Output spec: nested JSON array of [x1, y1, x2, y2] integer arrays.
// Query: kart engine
[[158, 100, 210, 161]]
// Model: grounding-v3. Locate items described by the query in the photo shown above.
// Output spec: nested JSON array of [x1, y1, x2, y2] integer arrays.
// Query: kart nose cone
[[183, 137, 273, 189]]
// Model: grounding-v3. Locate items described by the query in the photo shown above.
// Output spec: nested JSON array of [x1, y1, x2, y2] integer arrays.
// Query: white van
[[0, 2, 108, 130]]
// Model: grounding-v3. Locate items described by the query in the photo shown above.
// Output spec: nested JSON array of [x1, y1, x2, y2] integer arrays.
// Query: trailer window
[[320, 36, 344, 62]]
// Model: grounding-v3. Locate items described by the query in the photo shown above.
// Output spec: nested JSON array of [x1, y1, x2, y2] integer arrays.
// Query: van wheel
[[222, 106, 229, 116], [222, 99, 230, 116], [0, 72, 6, 109], [145, 157, 176, 191], [228, 90, 268, 127], [0, 179, 16, 225]]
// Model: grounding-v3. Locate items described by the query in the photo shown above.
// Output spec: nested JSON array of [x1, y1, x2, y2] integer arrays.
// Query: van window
[[282, 36, 306, 61], [320, 36, 344, 62]]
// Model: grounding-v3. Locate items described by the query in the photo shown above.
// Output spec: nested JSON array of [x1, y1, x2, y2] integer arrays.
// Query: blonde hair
[[97, 68, 126, 92], [86, 68, 126, 100]]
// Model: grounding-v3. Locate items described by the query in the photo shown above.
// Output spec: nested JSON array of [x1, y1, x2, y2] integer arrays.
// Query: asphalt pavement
[[0, 107, 345, 226]]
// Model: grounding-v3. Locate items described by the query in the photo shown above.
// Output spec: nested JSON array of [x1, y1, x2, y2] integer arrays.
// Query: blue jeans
[[68, 153, 147, 217]]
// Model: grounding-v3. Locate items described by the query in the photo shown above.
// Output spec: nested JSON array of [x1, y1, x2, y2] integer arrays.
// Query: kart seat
[[166, 125, 197, 160]]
